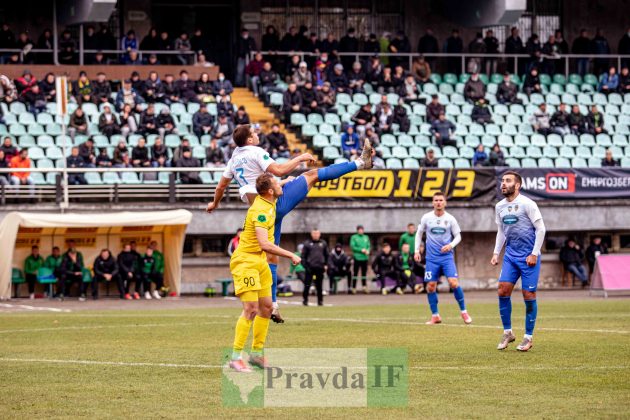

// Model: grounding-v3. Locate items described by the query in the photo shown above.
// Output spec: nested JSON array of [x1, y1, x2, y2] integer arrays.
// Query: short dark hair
[[233, 124, 252, 147], [407, 223, 415, 227], [503, 170, 522, 185], [433, 191, 445, 198], [32, 245, 38, 250], [256, 173, 274, 194]]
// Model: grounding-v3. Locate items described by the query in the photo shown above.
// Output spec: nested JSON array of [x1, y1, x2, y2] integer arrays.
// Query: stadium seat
[[290, 113, 306, 126], [85, 173, 103, 185], [398, 134, 414, 147], [386, 158, 403, 169], [323, 146, 341, 160], [121, 172, 140, 184], [437, 158, 453, 168], [381, 134, 397, 147], [392, 146, 409, 158], [408, 146, 424, 158], [521, 158, 538, 168], [555, 157, 571, 167], [505, 158, 521, 167], [308, 113, 325, 126], [589, 157, 603, 168], [103, 173, 121, 184], [403, 158, 420, 169], [29, 147, 45, 160], [312, 134, 329, 149]]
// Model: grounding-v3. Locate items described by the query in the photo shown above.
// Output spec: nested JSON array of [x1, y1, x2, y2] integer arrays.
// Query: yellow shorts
[[230, 251, 272, 301]]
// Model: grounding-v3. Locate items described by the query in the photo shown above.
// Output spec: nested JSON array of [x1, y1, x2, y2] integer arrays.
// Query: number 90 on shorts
[[234, 268, 261, 295]]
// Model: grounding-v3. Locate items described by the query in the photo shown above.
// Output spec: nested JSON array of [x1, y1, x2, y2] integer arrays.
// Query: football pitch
[[1, 293, 629, 418]]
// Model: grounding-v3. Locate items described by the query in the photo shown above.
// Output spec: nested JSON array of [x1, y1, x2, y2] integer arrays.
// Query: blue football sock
[[317, 162, 358, 182], [427, 291, 439, 315], [524, 299, 537, 336], [453, 286, 466, 311], [499, 296, 512, 330], [269, 263, 278, 303]]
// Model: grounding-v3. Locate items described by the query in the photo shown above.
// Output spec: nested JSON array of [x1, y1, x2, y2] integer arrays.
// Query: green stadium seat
[[386, 158, 403, 169], [165, 134, 180, 148], [193, 146, 206, 160], [336, 93, 352, 106], [422, 84, 438, 95], [509, 146, 526, 158], [553, 74, 567, 85], [490, 73, 503, 84], [379, 146, 392, 158], [18, 113, 35, 125], [353, 93, 368, 105], [45, 172, 58, 184], [299, 124, 317, 138], [392, 146, 409, 158], [83, 172, 102, 184], [545, 134, 562, 147], [319, 123, 335, 136], [481, 134, 496, 147], [290, 113, 306, 126], [589, 157, 602, 168], [36, 158, 54, 168], [103, 172, 121, 184], [312, 134, 329, 149], [593, 93, 607, 106], [464, 135, 480, 148], [547, 93, 560, 106], [555, 157, 571, 167], [199, 172, 213, 184], [526, 146, 543, 159], [529, 134, 545, 147], [505, 158, 520, 167], [454, 158, 470, 168], [386, 93, 400, 105], [543, 146, 559, 159], [577, 93, 593, 105], [121, 172, 140, 184], [596, 134, 612, 147], [334, 158, 349, 164], [538, 157, 554, 167], [269, 93, 283, 107], [329, 134, 341, 147], [30, 172, 46, 185], [381, 134, 397, 147], [576, 146, 592, 158], [29, 147, 45, 160], [323, 146, 340, 160], [506, 115, 521, 125], [438, 158, 453, 168], [307, 113, 323, 126], [584, 74, 598, 86], [47, 147, 63, 160], [369, 93, 382, 105], [579, 134, 595, 147], [539, 74, 552, 85], [430, 74, 442, 84], [609, 93, 623, 105], [621, 157, 630, 167], [568, 74, 582, 85], [415, 135, 431, 147], [498, 134, 514, 147], [403, 158, 420, 169], [443, 146, 459, 159], [559, 146, 576, 158], [486, 124, 501, 136], [325, 113, 341, 126], [613, 134, 628, 146], [18, 135, 35, 148], [439, 83, 454, 95], [443, 73, 458, 85], [459, 147, 474, 159], [450, 93, 466, 105], [9, 124, 26, 136], [521, 158, 538, 168], [510, 104, 525, 115]]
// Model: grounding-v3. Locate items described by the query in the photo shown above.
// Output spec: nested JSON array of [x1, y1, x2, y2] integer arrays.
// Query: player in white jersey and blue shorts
[[491, 171, 546, 352], [207, 124, 373, 323], [415, 192, 472, 325]]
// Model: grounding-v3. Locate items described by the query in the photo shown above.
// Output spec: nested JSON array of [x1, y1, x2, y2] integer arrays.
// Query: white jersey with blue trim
[[495, 193, 543, 259], [418, 211, 461, 260], [222, 145, 275, 202]]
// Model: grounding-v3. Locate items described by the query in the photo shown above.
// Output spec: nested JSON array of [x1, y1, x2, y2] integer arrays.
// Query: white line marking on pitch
[[0, 321, 232, 334], [0, 357, 627, 371], [223, 297, 333, 307], [0, 303, 72, 313]]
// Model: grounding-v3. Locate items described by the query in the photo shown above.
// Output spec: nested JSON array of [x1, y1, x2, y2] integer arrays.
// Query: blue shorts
[[424, 257, 458, 282], [273, 176, 309, 245], [499, 253, 541, 291]]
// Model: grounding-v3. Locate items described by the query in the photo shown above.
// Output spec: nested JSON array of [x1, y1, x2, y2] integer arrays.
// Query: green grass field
[[1, 298, 629, 418]]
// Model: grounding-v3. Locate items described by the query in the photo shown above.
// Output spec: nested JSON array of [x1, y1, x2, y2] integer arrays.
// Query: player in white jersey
[[207, 124, 373, 322], [415, 192, 472, 325], [491, 171, 546, 352]]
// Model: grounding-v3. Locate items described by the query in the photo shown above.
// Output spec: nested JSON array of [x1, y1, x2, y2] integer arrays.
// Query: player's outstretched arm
[[255, 227, 301, 265], [267, 153, 314, 177], [206, 176, 231, 213]]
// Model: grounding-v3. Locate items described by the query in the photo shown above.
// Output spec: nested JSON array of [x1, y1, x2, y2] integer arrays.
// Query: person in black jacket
[[301, 229, 329, 306], [559, 239, 588, 287], [586, 236, 608, 275], [132, 138, 151, 168], [471, 98, 493, 125], [327, 243, 352, 294], [522, 67, 542, 95], [550, 103, 570, 135], [66, 147, 88, 185], [60, 248, 86, 300], [372, 243, 399, 294], [282, 83, 302, 122], [496, 73, 522, 105], [118, 243, 141, 299], [93, 249, 124, 299]]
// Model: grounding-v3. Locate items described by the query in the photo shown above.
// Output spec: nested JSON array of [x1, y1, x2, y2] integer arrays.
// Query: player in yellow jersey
[[228, 173, 301, 372]]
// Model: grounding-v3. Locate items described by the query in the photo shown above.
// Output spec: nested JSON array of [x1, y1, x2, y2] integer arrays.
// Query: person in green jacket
[[140, 247, 163, 300], [350, 225, 371, 294], [24, 245, 45, 299], [149, 241, 165, 275], [399, 223, 416, 252], [44, 246, 63, 295], [289, 244, 306, 283], [64, 240, 84, 267]]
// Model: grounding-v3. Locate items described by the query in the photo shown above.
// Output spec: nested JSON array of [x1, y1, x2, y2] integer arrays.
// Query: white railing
[[0, 48, 198, 66]]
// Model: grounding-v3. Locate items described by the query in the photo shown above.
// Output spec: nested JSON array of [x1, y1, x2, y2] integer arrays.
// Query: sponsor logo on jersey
[[258, 214, 267, 223], [430, 227, 447, 234], [502, 215, 518, 225]]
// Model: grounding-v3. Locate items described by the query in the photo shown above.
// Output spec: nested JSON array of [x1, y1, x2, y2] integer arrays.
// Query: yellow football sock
[[251, 315, 270, 355], [232, 316, 252, 359]]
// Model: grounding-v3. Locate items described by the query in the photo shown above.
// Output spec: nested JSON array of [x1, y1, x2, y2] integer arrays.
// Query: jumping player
[[227, 174, 301, 372], [415, 192, 472, 325], [491, 171, 546, 352], [207, 124, 373, 323]]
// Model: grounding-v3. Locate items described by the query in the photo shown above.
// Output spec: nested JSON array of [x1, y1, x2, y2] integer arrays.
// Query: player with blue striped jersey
[[415, 192, 472, 325], [491, 171, 546, 352]]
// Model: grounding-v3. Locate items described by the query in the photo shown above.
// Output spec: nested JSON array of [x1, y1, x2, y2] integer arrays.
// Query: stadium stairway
[[231, 88, 314, 161]]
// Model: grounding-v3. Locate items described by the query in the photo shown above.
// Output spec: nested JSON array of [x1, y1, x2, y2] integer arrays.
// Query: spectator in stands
[[59, 30, 77, 64], [473, 144, 488, 167], [525, 34, 542, 71], [36, 29, 54, 64], [586, 105, 607, 135], [348, 61, 367, 94], [96, 147, 112, 168], [66, 147, 87, 185], [431, 112, 457, 148], [151, 137, 169, 167], [550, 102, 571, 135], [234, 106, 250, 126], [330, 63, 351, 94], [376, 66, 395, 94], [174, 70, 198, 104], [121, 30, 138, 60], [139, 104, 159, 136], [123, 50, 143, 66], [192, 103, 214, 137], [78, 138, 96, 167], [489, 144, 506, 166], [131, 138, 151, 168], [572, 29, 592, 76], [9, 148, 33, 187], [366, 55, 383, 84], [554, 30, 569, 74], [483, 29, 500, 75], [560, 239, 588, 287], [1, 137, 17, 161], [176, 147, 202, 184], [374, 101, 393, 134], [522, 67, 542, 95], [497, 73, 522, 104], [14, 70, 36, 98], [120, 104, 138, 137], [471, 98, 493, 125], [299, 81, 321, 115], [159, 74, 180, 104], [601, 149, 620, 167], [39, 73, 56, 102], [93, 249, 123, 299], [341, 125, 360, 159], [68, 108, 88, 140], [140, 27, 160, 51], [157, 30, 173, 64], [213, 72, 234, 97], [586, 236, 608, 276], [60, 246, 86, 300], [0, 150, 8, 186], [417, 29, 438, 63], [372, 242, 399, 294], [388, 30, 411, 69], [143, 71, 161, 103], [118, 243, 140, 300], [259, 61, 281, 102], [445, 29, 464, 74], [592, 28, 611, 76], [568, 105, 586, 134], [112, 141, 129, 167], [468, 32, 486, 74], [618, 67, 630, 93], [426, 94, 444, 123], [24, 245, 44, 299], [205, 138, 225, 168], [211, 114, 234, 147], [361, 125, 380, 147], [619, 29, 630, 68], [282, 82, 302, 122], [216, 91, 234, 118], [115, 79, 144, 112], [72, 71, 93, 105], [599, 66, 619, 94], [399, 75, 420, 103], [172, 139, 190, 166], [392, 99, 411, 133], [411, 55, 432, 85], [421, 148, 438, 167], [157, 108, 177, 137], [92, 72, 111, 104], [262, 24, 280, 60], [98, 105, 121, 137], [464, 72, 486, 103], [320, 33, 339, 57], [339, 28, 359, 69], [194, 72, 213, 103], [313, 61, 328, 88], [22, 84, 46, 114], [174, 32, 191, 65], [266, 124, 290, 158], [292, 61, 312, 88], [541, 34, 561, 75], [529, 103, 552, 135], [316, 82, 336, 113]]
